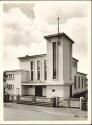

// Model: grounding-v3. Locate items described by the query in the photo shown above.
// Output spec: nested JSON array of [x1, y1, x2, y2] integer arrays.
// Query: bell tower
[[44, 19, 74, 86]]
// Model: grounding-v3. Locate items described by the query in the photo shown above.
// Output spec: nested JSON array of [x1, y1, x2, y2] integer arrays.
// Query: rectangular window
[[53, 42, 56, 79], [37, 61, 40, 80], [31, 61, 34, 80], [74, 76, 76, 89], [9, 74, 13, 78], [82, 77, 83, 88], [78, 76, 80, 88], [8, 84, 13, 90], [6, 74, 14, 79], [52, 89, 55, 92], [44, 60, 47, 80]]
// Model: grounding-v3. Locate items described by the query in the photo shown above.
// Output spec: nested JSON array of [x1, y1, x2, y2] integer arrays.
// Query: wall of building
[[4, 33, 87, 98], [21, 86, 46, 96], [72, 59, 77, 79], [19, 61, 30, 71], [19, 56, 47, 83], [72, 59, 77, 95], [47, 37, 64, 84], [27, 86, 35, 95], [21, 86, 27, 95], [57, 38, 63, 83], [46, 36, 73, 86], [5, 71, 22, 96], [46, 85, 70, 98], [21, 71, 29, 83], [63, 37, 73, 84], [47, 39, 53, 82], [72, 73, 87, 95], [42, 87, 46, 96]]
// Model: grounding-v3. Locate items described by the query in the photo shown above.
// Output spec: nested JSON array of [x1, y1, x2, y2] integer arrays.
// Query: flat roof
[[18, 53, 78, 62], [4, 69, 28, 73], [72, 57, 79, 62], [77, 72, 87, 75], [21, 83, 72, 86], [18, 54, 46, 60], [44, 32, 74, 44]]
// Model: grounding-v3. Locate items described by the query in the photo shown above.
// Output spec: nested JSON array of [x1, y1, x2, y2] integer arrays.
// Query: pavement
[[4, 102, 87, 121]]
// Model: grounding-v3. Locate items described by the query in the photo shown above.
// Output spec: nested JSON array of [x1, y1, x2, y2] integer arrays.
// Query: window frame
[[78, 76, 80, 88], [37, 61, 41, 81], [74, 76, 76, 89], [30, 61, 34, 81], [52, 42, 57, 79], [44, 60, 47, 80]]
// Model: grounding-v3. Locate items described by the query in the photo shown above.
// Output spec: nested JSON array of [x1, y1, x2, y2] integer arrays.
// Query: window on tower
[[52, 42, 57, 79], [30, 61, 34, 80]]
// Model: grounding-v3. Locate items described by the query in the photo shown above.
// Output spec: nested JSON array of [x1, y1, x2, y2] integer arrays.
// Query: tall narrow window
[[44, 60, 47, 80], [78, 76, 80, 88], [31, 61, 34, 80], [37, 61, 40, 80], [53, 42, 56, 79], [82, 77, 83, 88], [74, 76, 76, 89]]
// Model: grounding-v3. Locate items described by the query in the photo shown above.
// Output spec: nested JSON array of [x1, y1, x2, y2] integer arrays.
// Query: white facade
[[4, 33, 87, 98], [5, 70, 25, 95]]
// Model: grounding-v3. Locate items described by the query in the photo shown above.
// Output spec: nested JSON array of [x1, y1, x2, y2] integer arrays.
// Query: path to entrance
[[4, 103, 87, 121]]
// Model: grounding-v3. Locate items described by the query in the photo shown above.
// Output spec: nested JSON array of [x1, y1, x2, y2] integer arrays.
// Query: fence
[[16, 96, 72, 108], [3, 94, 88, 109]]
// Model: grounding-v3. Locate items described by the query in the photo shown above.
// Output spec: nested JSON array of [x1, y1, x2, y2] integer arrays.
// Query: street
[[4, 103, 87, 121]]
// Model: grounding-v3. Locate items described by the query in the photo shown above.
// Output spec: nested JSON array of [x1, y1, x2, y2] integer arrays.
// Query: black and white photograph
[[1, 0, 91, 124]]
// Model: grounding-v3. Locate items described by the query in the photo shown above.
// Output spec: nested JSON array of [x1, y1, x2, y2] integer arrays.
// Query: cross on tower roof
[[57, 17, 60, 45]]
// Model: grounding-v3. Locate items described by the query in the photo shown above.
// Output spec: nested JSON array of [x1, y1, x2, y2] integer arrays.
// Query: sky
[[3, 1, 90, 74]]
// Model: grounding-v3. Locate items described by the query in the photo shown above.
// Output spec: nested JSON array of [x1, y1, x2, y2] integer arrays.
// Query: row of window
[[32, 42, 57, 81], [74, 76, 87, 89], [30, 60, 47, 81]]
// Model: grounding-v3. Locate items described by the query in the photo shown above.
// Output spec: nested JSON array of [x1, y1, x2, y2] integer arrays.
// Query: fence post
[[80, 97, 87, 111], [67, 98, 70, 108], [80, 97, 84, 110], [53, 97, 56, 107], [53, 97, 59, 107], [56, 97, 59, 107]]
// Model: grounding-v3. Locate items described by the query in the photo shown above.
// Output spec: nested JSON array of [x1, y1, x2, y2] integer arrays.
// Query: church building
[[4, 32, 87, 98]]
